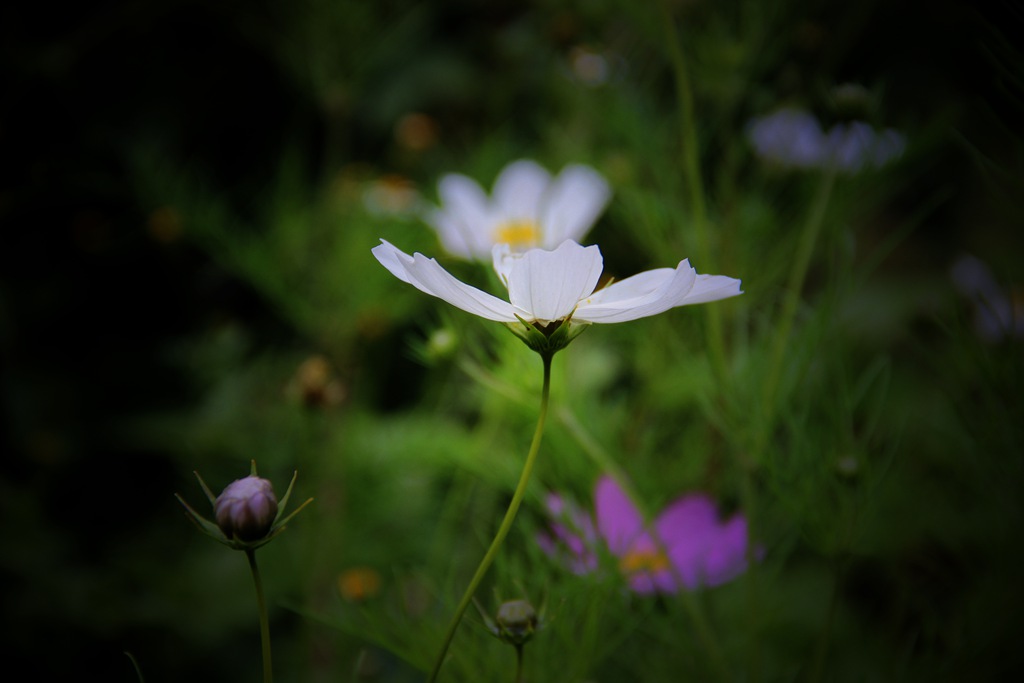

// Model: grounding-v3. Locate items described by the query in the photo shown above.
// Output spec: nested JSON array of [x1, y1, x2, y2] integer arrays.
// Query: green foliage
[[134, 0, 1020, 676]]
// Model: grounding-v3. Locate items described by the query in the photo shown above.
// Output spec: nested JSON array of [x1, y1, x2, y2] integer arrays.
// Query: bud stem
[[245, 548, 273, 683], [428, 352, 554, 682]]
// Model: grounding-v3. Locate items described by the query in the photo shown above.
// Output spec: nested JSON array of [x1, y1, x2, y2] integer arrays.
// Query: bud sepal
[[504, 315, 588, 358], [474, 594, 548, 648], [176, 460, 313, 551]]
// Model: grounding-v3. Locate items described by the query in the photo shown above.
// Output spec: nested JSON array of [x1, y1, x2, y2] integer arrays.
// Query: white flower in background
[[425, 160, 611, 260], [373, 239, 741, 353]]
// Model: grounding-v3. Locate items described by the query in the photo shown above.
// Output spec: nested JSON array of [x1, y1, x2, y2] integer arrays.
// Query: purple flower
[[746, 107, 905, 173], [215, 475, 279, 542], [746, 108, 827, 170], [951, 253, 1024, 342], [824, 121, 905, 172], [539, 476, 757, 593]]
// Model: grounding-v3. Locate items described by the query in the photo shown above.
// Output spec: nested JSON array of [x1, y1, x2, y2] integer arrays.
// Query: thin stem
[[245, 548, 273, 683], [514, 644, 524, 683], [427, 353, 554, 683], [124, 652, 145, 683], [761, 171, 836, 421], [660, 0, 728, 383]]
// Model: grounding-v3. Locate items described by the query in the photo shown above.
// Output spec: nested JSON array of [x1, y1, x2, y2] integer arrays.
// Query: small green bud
[[215, 476, 279, 542], [494, 599, 538, 646]]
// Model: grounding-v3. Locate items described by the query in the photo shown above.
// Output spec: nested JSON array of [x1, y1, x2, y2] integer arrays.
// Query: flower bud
[[505, 317, 588, 357], [214, 476, 279, 541], [425, 328, 458, 361], [495, 599, 538, 646]]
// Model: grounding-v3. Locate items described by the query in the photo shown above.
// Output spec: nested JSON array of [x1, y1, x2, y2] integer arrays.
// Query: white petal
[[492, 159, 551, 222], [540, 164, 611, 247], [491, 243, 517, 288], [575, 259, 741, 323], [432, 174, 497, 258], [373, 239, 416, 284], [575, 266, 688, 323], [506, 241, 603, 323], [372, 240, 518, 322], [427, 208, 475, 260], [679, 273, 744, 305], [582, 268, 681, 306]]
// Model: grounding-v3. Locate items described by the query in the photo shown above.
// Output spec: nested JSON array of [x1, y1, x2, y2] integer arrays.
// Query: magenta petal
[[536, 531, 558, 557], [700, 515, 754, 587], [628, 571, 660, 594], [542, 492, 599, 574], [655, 494, 742, 590], [595, 476, 644, 555]]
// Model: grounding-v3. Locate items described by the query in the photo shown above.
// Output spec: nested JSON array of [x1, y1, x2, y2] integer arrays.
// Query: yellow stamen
[[619, 548, 671, 575], [494, 220, 540, 248]]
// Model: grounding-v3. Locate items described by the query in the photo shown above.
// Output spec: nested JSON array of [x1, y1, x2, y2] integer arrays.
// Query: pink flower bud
[[214, 476, 279, 541]]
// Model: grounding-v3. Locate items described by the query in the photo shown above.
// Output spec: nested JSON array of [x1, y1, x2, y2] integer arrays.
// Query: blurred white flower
[[425, 160, 611, 260], [746, 107, 905, 172], [372, 239, 741, 326]]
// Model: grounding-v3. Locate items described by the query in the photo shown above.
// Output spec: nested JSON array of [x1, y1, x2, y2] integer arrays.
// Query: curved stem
[[245, 548, 273, 683], [124, 652, 145, 683], [428, 353, 554, 682]]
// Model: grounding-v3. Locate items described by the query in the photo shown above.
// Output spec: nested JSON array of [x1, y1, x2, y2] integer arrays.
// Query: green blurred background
[[2, 0, 1022, 681]]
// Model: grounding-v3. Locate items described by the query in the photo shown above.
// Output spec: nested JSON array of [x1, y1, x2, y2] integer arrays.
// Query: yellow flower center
[[619, 548, 671, 575], [494, 220, 541, 249]]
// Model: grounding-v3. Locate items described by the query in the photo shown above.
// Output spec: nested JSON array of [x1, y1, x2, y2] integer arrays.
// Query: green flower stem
[[761, 171, 836, 420], [124, 651, 145, 682], [514, 644, 524, 683], [245, 548, 273, 683], [428, 352, 554, 683], [660, 0, 728, 384]]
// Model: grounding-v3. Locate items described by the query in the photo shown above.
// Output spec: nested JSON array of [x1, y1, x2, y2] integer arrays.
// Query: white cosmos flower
[[372, 239, 742, 329], [426, 159, 611, 260]]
